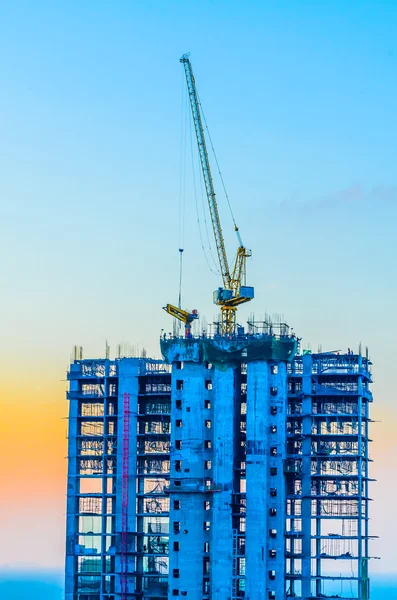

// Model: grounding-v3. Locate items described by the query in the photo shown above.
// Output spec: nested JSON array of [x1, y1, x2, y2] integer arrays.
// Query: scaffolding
[[285, 352, 375, 599]]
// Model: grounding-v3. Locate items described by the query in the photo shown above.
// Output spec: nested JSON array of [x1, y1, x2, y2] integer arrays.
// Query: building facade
[[65, 339, 373, 600]]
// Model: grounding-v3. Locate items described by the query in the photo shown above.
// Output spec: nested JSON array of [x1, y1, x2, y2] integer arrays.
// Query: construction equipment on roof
[[163, 303, 199, 338], [180, 53, 254, 335]]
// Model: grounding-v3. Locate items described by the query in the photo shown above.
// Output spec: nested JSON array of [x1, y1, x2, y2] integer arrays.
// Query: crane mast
[[180, 54, 254, 335]]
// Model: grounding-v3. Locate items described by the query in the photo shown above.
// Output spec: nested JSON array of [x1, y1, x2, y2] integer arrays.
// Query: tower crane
[[180, 54, 254, 335], [164, 54, 254, 337]]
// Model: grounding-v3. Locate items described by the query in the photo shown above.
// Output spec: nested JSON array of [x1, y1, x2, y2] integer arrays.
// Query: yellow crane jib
[[180, 53, 254, 335], [163, 304, 199, 338]]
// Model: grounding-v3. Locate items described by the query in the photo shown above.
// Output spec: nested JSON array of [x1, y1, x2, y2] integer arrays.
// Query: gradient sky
[[1, 0, 397, 575]]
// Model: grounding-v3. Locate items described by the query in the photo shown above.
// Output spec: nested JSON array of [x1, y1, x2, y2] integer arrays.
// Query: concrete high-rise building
[[65, 327, 374, 600]]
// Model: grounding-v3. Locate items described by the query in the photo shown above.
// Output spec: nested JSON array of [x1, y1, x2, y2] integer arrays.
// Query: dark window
[[183, 529, 188, 534], [186, 407, 191, 412], [270, 488, 277, 497], [204, 400, 211, 409], [181, 593, 187, 597], [174, 480, 181, 487], [270, 387, 278, 396], [204, 440, 211, 449], [184, 468, 190, 473], [269, 508, 277, 516], [205, 380, 212, 390], [270, 447, 277, 456], [268, 592, 276, 599], [173, 569, 180, 578], [176, 399, 182, 409], [270, 406, 277, 415], [204, 461, 211, 470], [172, 590, 179, 596], [176, 380, 183, 390], [176, 361, 183, 370], [270, 424, 277, 433], [203, 557, 210, 574], [174, 500, 180, 510], [270, 467, 277, 476], [176, 419, 182, 428], [269, 549, 276, 558], [269, 529, 277, 538], [173, 541, 180, 551], [175, 461, 182, 472], [269, 570, 276, 580], [203, 578, 210, 594], [173, 521, 180, 533], [176, 440, 182, 450]]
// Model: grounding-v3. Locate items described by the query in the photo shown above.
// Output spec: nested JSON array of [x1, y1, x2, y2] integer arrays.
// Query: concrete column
[[301, 354, 313, 599], [211, 366, 235, 599], [168, 352, 209, 599], [115, 358, 139, 596], [65, 364, 80, 600], [246, 360, 287, 599]]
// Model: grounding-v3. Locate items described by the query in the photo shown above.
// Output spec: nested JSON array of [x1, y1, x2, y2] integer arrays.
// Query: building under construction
[[64, 53, 375, 600], [64, 327, 374, 600]]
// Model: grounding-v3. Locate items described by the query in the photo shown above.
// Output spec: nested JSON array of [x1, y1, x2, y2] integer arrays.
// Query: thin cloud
[[282, 184, 397, 209]]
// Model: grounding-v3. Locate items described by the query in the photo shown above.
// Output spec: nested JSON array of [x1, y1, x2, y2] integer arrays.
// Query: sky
[[1, 0, 397, 579]]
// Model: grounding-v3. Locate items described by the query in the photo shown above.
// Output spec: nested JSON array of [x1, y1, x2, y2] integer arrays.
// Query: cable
[[197, 90, 238, 230], [178, 72, 184, 249], [178, 71, 188, 251], [189, 111, 220, 276], [178, 249, 184, 309], [197, 132, 220, 274]]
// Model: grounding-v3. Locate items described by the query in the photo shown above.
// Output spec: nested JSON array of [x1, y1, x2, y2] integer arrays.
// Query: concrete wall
[[246, 360, 287, 600], [211, 366, 235, 600], [168, 351, 210, 599]]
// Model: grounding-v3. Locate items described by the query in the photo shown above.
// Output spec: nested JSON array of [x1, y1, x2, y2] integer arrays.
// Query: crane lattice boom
[[180, 54, 231, 290], [180, 53, 254, 335]]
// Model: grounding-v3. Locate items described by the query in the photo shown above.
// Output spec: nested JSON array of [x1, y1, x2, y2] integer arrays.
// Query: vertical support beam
[[121, 392, 131, 599], [246, 360, 287, 599], [357, 354, 363, 600], [211, 366, 235, 599], [301, 354, 313, 599], [65, 364, 80, 600], [364, 383, 370, 600], [116, 359, 139, 597], [168, 353, 209, 598]]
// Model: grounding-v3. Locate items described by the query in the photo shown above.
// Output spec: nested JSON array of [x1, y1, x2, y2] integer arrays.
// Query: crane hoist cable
[[197, 90, 238, 232], [189, 106, 220, 276]]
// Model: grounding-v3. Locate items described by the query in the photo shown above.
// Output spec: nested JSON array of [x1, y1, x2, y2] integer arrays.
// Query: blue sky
[[0, 0, 396, 574], [1, 1, 396, 360]]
